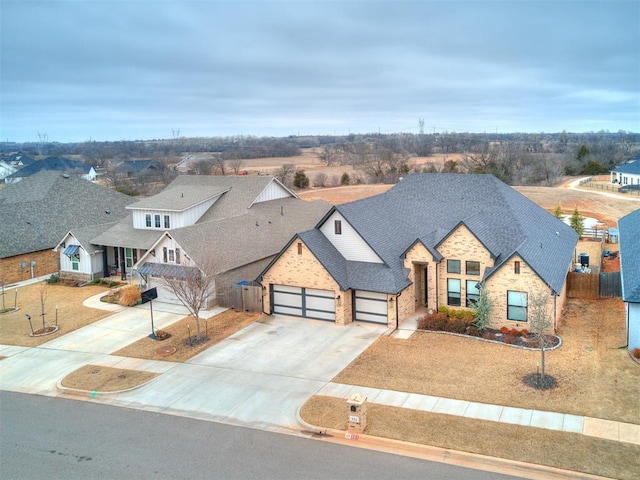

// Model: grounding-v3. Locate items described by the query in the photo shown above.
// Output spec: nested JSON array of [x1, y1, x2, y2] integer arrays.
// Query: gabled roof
[[55, 222, 119, 255], [611, 159, 640, 175], [5, 156, 92, 179], [0, 171, 132, 259], [618, 208, 640, 303], [114, 160, 163, 174], [138, 196, 331, 275], [90, 214, 164, 250], [282, 174, 577, 294]]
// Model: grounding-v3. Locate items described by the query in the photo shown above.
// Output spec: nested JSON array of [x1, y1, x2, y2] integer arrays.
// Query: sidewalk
[[316, 382, 640, 446]]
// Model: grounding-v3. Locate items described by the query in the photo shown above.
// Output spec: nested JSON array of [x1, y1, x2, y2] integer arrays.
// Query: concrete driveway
[[1, 310, 383, 435], [92, 316, 384, 434]]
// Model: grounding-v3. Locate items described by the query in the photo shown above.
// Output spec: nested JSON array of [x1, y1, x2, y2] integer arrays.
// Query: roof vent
[[62, 173, 70, 179]]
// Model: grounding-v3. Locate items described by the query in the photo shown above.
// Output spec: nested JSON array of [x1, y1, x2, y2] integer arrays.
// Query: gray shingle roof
[[5, 156, 92, 179], [294, 174, 577, 294], [168, 196, 330, 274], [0, 171, 132, 259], [63, 222, 119, 255], [618, 208, 640, 303], [612, 159, 640, 175], [90, 215, 163, 250]]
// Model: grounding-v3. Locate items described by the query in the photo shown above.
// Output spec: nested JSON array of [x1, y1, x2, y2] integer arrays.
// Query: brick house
[[259, 174, 578, 331]]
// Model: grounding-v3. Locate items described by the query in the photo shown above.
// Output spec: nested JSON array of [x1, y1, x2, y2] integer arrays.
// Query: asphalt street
[[0, 392, 518, 480]]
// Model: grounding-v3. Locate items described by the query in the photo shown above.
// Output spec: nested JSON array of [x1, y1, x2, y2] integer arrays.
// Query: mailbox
[[347, 393, 367, 433]]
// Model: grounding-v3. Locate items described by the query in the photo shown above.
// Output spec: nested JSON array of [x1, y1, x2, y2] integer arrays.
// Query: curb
[[56, 375, 160, 398], [295, 406, 610, 480]]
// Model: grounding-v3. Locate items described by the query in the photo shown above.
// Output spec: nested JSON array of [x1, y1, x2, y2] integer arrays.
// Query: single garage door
[[272, 285, 335, 321], [355, 290, 388, 325]]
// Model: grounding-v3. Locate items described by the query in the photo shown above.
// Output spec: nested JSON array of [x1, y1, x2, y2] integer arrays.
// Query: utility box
[[347, 393, 367, 433]]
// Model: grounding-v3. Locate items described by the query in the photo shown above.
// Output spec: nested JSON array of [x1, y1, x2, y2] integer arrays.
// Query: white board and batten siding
[[129, 196, 221, 230], [355, 290, 388, 325], [253, 179, 294, 204], [272, 285, 336, 321], [628, 302, 640, 352], [320, 211, 383, 263]]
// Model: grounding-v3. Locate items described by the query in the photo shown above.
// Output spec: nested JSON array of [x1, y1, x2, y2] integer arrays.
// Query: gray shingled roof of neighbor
[[61, 222, 119, 255], [167, 196, 331, 274], [115, 160, 162, 174], [5, 156, 92, 179], [90, 215, 164, 250], [294, 174, 578, 295], [0, 171, 132, 259], [612, 158, 640, 175], [618, 208, 640, 303]]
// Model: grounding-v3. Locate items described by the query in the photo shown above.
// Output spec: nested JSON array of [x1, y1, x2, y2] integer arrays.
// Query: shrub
[[500, 326, 509, 334], [633, 348, 640, 359], [118, 285, 141, 306], [466, 326, 482, 337], [482, 331, 496, 341], [417, 313, 448, 331], [510, 328, 520, 337], [47, 274, 59, 284], [445, 318, 467, 334], [503, 334, 517, 345], [437, 306, 450, 316], [340, 172, 350, 185], [520, 328, 529, 336]]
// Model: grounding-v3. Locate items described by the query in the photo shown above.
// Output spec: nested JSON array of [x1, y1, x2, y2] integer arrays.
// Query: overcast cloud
[[1, 0, 638, 143]]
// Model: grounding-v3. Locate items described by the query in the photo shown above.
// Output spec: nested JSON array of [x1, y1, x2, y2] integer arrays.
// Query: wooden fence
[[217, 283, 263, 312], [566, 272, 621, 299]]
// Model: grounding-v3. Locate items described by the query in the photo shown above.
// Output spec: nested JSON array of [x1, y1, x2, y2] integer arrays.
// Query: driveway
[[1, 312, 384, 435]]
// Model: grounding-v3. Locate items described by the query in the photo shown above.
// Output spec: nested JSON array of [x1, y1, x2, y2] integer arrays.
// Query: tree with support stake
[[523, 289, 557, 390]]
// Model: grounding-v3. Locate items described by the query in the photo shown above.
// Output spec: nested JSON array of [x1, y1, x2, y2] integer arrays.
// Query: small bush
[[520, 328, 529, 336], [503, 334, 517, 345], [633, 348, 640, 359], [510, 328, 520, 337], [482, 331, 496, 341], [500, 326, 509, 334], [445, 318, 467, 334], [466, 326, 482, 337], [118, 285, 141, 306], [417, 313, 448, 331], [47, 274, 59, 284]]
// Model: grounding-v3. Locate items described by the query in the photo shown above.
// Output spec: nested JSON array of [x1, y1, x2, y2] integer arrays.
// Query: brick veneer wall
[[0, 250, 59, 285]]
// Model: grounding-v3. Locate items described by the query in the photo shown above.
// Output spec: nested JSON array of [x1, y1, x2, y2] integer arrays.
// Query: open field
[[0, 283, 112, 347]]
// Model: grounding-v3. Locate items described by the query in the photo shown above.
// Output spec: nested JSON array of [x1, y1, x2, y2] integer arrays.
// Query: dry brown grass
[[113, 310, 264, 362], [301, 396, 640, 480], [0, 283, 112, 347], [116, 284, 142, 306], [61, 365, 158, 392], [333, 298, 639, 424]]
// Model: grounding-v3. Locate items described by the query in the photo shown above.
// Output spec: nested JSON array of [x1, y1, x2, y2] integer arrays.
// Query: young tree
[[472, 286, 492, 331], [552, 203, 563, 219], [157, 255, 217, 341], [570, 206, 585, 238], [275, 163, 295, 186], [340, 172, 350, 185], [228, 158, 244, 175], [528, 289, 554, 387]]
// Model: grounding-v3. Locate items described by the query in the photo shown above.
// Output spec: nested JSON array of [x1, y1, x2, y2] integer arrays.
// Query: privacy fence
[[567, 272, 621, 299], [217, 282, 263, 312]]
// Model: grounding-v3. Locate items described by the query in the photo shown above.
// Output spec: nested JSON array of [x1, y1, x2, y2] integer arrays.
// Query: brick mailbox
[[347, 393, 367, 433]]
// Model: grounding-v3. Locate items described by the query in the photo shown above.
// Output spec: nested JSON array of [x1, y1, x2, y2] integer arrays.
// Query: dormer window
[[145, 214, 152, 228], [334, 220, 342, 235], [164, 215, 170, 229], [155, 215, 161, 228]]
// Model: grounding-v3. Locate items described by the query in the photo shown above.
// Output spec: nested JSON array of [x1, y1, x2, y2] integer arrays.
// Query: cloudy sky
[[1, 0, 638, 143]]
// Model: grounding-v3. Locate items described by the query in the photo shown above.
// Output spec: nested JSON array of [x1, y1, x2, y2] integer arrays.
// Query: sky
[[1, 0, 639, 143]]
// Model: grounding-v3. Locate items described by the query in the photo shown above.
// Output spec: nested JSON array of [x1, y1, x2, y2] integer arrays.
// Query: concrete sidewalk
[[317, 382, 640, 446]]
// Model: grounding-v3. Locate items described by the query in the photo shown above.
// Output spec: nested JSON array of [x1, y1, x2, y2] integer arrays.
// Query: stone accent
[[0, 250, 59, 284]]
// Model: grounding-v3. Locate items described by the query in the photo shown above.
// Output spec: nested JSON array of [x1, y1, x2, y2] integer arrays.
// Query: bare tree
[[275, 163, 296, 186], [212, 156, 226, 175], [528, 289, 555, 387], [192, 159, 215, 175], [228, 157, 244, 175], [318, 145, 341, 166], [157, 255, 217, 341], [313, 172, 328, 188]]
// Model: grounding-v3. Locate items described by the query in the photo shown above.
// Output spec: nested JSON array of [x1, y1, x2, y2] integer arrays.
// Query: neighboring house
[[4, 156, 97, 184], [0, 171, 131, 284], [0, 160, 17, 181], [175, 156, 195, 174], [259, 174, 578, 331], [113, 159, 166, 179], [1, 153, 36, 167], [610, 157, 640, 187], [618, 208, 640, 354], [69, 175, 330, 305], [54, 223, 119, 282]]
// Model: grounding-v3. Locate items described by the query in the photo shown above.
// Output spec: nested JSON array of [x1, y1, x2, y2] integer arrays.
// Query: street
[[0, 392, 516, 479]]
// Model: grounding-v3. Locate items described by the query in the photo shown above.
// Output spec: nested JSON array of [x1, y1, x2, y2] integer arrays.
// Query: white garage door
[[153, 280, 182, 305], [273, 285, 335, 321], [355, 290, 388, 325]]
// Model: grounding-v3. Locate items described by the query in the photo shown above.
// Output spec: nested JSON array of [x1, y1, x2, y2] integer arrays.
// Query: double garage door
[[272, 285, 336, 321], [272, 285, 388, 325]]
